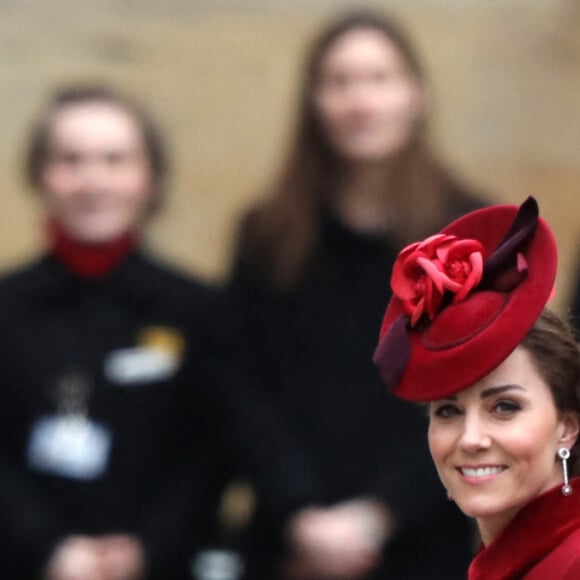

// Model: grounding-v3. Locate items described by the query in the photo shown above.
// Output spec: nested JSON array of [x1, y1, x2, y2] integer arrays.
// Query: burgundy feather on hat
[[373, 197, 557, 402]]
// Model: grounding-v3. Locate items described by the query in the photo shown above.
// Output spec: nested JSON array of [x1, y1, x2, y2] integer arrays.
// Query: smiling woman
[[429, 343, 579, 546], [374, 198, 580, 580]]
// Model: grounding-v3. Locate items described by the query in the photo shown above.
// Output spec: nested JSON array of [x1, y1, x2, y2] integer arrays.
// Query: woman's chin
[[61, 220, 132, 245], [453, 496, 509, 520]]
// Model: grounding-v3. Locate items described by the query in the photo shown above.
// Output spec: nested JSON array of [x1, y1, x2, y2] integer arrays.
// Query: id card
[[27, 415, 112, 480], [104, 346, 179, 386]]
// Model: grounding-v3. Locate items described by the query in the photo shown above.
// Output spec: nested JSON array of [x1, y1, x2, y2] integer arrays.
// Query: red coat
[[469, 478, 580, 579]]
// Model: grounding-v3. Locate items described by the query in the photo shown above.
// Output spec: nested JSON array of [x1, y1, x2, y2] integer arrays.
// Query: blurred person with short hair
[[228, 10, 490, 580], [0, 84, 224, 580]]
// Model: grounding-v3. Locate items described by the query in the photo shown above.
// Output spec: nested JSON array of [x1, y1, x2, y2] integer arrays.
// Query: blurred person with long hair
[[0, 85, 224, 580], [228, 10, 489, 580]]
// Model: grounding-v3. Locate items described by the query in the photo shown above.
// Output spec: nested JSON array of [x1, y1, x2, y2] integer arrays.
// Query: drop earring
[[558, 447, 572, 496]]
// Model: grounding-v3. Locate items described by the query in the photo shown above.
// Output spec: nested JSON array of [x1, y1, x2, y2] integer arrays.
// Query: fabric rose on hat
[[391, 234, 486, 327]]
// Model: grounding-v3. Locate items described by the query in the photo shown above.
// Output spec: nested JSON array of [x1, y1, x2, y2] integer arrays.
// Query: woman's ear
[[559, 412, 580, 448]]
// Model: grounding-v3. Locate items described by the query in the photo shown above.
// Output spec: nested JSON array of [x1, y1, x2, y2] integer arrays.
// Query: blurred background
[[0, 0, 579, 303]]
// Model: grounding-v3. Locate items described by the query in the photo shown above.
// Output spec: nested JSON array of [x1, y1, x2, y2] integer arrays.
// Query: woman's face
[[313, 27, 423, 163], [428, 346, 579, 538], [40, 101, 153, 244]]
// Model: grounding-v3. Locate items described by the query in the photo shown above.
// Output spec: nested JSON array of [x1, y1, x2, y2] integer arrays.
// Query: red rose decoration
[[391, 234, 486, 326]]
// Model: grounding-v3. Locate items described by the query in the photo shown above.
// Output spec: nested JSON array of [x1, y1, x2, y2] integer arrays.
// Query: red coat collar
[[47, 221, 137, 279], [469, 478, 580, 580]]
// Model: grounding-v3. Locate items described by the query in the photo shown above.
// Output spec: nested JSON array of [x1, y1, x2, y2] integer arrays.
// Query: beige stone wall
[[1, 0, 579, 310]]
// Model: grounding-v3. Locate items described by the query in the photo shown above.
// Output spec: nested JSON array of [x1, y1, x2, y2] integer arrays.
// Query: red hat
[[373, 197, 557, 402]]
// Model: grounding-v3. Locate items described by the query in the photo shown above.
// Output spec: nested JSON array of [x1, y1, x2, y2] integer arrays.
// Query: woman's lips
[[456, 465, 507, 482]]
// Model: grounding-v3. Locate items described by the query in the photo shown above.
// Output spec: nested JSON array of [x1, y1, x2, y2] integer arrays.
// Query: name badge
[[27, 415, 112, 480], [104, 347, 179, 386]]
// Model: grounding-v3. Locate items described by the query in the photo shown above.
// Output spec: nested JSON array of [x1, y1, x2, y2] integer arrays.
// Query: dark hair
[[235, 10, 474, 291], [522, 309, 580, 476], [24, 83, 169, 214]]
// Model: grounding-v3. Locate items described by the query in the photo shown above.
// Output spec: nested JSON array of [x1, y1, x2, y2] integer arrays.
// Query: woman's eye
[[433, 404, 461, 419], [493, 400, 521, 415], [321, 74, 349, 91], [105, 152, 126, 166], [50, 151, 82, 167]]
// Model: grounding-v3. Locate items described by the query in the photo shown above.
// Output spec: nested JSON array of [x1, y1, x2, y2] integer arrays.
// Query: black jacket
[[228, 197, 484, 580], [0, 250, 225, 580]]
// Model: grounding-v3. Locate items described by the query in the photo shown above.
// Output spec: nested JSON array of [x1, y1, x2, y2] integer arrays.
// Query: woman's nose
[[73, 160, 113, 197], [458, 413, 491, 453]]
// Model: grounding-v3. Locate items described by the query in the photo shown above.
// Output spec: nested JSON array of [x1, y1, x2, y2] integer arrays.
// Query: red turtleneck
[[48, 221, 137, 278]]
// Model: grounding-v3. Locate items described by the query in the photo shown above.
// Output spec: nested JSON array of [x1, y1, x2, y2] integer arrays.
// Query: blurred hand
[[97, 534, 146, 580], [44, 534, 146, 580], [284, 499, 394, 580], [44, 536, 104, 580]]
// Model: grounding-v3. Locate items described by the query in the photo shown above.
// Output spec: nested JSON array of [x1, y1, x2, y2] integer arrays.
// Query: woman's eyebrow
[[481, 384, 526, 399]]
